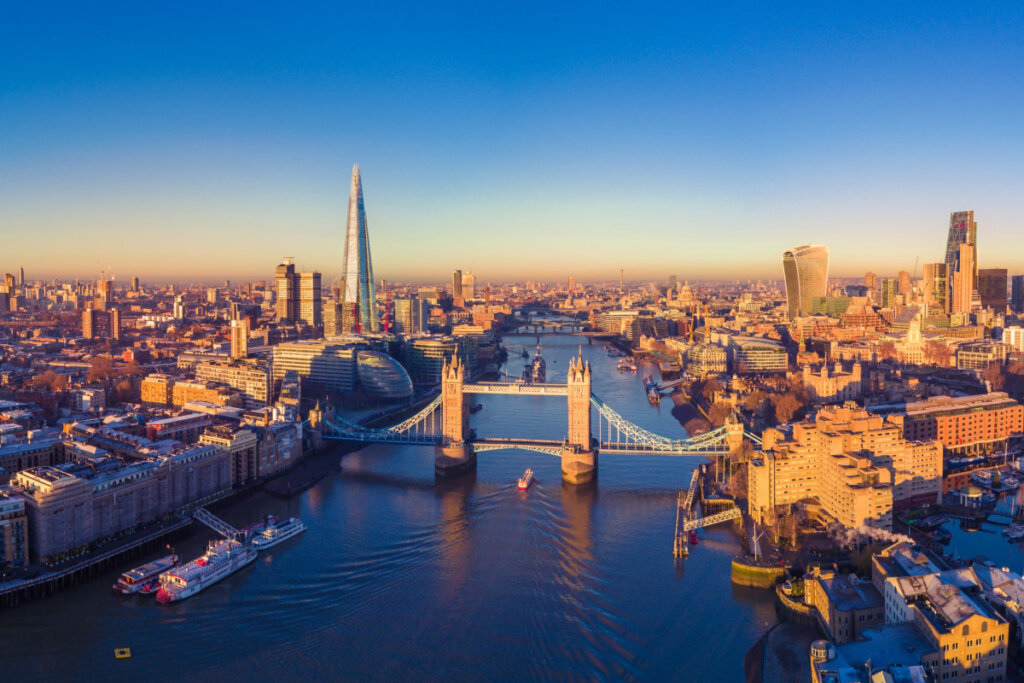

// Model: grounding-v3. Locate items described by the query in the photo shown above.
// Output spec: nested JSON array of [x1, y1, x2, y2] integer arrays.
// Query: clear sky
[[3, 2, 1024, 285]]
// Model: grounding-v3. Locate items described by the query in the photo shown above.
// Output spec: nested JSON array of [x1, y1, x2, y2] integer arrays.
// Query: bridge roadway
[[463, 382, 569, 396]]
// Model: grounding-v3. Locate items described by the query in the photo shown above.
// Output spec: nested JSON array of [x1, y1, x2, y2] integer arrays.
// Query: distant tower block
[[435, 354, 474, 476], [562, 351, 597, 485]]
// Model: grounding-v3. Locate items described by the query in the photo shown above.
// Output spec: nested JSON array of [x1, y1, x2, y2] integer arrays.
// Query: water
[[1, 333, 776, 682]]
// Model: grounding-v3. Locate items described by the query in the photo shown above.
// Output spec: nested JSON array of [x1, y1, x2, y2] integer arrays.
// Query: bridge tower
[[435, 354, 475, 475], [562, 350, 597, 484]]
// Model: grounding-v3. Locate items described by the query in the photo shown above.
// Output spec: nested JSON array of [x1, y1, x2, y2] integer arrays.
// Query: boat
[[155, 539, 257, 603], [252, 517, 308, 550], [521, 349, 530, 359], [113, 554, 179, 594], [522, 344, 546, 383], [689, 530, 698, 545], [518, 468, 534, 490], [1003, 523, 1024, 538]]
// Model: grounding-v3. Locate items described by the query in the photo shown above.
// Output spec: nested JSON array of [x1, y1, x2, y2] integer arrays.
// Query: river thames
[[1, 333, 778, 682]]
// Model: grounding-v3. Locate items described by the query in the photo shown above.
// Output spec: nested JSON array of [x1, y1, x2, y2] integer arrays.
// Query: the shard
[[341, 164, 378, 333]]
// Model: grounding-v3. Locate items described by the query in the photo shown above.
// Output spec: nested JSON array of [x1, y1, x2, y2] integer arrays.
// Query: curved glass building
[[782, 244, 829, 319], [356, 350, 414, 400]]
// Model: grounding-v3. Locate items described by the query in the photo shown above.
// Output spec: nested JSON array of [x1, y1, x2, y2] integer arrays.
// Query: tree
[[87, 357, 115, 383], [29, 370, 69, 392], [743, 389, 768, 413], [708, 401, 733, 428], [983, 363, 1006, 391], [727, 462, 748, 500], [877, 341, 898, 362], [923, 340, 951, 366], [772, 393, 802, 424], [702, 378, 723, 403]]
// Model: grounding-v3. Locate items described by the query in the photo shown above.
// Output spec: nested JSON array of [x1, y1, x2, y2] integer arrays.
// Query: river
[[0, 332, 777, 682]]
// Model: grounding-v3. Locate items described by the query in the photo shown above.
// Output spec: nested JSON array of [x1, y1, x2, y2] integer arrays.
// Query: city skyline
[[4, 5, 1024, 281]]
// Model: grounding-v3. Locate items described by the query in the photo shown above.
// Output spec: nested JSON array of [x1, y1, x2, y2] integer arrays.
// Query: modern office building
[[275, 258, 321, 327], [1013, 275, 1024, 313], [922, 262, 946, 311], [950, 242, 976, 315], [82, 308, 99, 339], [452, 270, 462, 299], [356, 351, 414, 400], [230, 318, 248, 359], [271, 340, 362, 393], [864, 272, 878, 291], [978, 268, 1008, 312], [944, 210, 977, 311], [729, 336, 788, 374], [462, 271, 476, 300], [405, 336, 466, 384], [880, 278, 898, 309], [782, 244, 829, 319], [195, 360, 272, 407], [341, 164, 378, 333], [0, 486, 28, 566], [394, 298, 428, 334]]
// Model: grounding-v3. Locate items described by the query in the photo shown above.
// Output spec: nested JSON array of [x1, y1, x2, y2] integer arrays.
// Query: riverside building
[[748, 406, 943, 529]]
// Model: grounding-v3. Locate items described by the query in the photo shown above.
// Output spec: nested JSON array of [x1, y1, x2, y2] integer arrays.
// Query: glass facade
[[356, 351, 414, 400], [341, 164, 378, 333], [782, 244, 829, 319]]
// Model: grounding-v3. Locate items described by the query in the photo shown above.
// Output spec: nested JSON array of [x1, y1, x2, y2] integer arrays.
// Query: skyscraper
[[897, 270, 912, 296], [18, 267, 24, 286], [923, 263, 947, 312], [978, 268, 1008, 312], [864, 272, 878, 291], [298, 271, 322, 328], [782, 244, 829, 319], [1012, 275, 1024, 314], [452, 270, 463, 299], [341, 164, 378, 333], [951, 242, 975, 315], [276, 258, 321, 327], [944, 210, 977, 312], [230, 318, 248, 359], [109, 307, 121, 342], [880, 278, 898, 309], [462, 271, 476, 300], [275, 258, 297, 323]]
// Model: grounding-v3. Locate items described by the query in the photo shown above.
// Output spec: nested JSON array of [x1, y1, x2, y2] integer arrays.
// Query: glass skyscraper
[[782, 244, 829, 319], [342, 164, 379, 333], [944, 210, 977, 312]]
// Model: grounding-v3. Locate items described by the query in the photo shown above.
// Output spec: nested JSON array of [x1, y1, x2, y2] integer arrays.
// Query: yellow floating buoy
[[114, 648, 132, 660]]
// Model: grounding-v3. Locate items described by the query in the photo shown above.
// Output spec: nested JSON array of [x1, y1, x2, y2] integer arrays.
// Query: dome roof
[[357, 350, 413, 400]]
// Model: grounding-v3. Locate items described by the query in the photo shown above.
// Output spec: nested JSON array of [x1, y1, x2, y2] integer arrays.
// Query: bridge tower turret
[[562, 349, 597, 484], [436, 354, 475, 476]]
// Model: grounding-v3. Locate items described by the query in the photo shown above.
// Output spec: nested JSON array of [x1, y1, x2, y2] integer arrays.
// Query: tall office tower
[[1012, 275, 1024, 313], [864, 272, 878, 291], [569, 276, 577, 293], [82, 308, 99, 339], [275, 258, 298, 322], [897, 270, 912, 296], [950, 242, 975, 315], [619, 268, 624, 291], [3, 273, 13, 289], [978, 268, 1008, 312], [97, 279, 113, 305], [173, 295, 186, 321], [230, 318, 249, 359], [323, 302, 343, 336], [462, 271, 476, 300], [923, 263, 947, 311], [298, 271, 322, 327], [944, 210, 978, 312], [452, 270, 463, 298], [782, 244, 829, 319], [668, 275, 677, 292], [109, 308, 121, 342], [130, 276, 139, 292], [880, 278, 898, 309], [394, 298, 428, 334], [341, 164, 378, 333], [18, 267, 24, 286]]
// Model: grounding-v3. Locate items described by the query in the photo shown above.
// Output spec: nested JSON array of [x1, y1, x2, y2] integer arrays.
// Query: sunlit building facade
[[782, 244, 829, 319]]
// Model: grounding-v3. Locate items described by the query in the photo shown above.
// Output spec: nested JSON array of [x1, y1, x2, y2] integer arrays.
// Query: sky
[[3, 2, 1024, 285]]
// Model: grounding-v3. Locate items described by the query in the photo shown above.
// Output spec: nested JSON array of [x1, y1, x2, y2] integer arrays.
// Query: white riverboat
[[156, 539, 256, 603], [251, 517, 308, 550]]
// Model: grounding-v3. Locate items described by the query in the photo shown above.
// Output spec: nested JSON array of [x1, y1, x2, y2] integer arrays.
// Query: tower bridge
[[321, 353, 761, 484]]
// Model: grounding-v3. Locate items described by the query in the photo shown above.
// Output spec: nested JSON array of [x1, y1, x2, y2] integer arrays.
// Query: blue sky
[[2, 2, 1023, 283]]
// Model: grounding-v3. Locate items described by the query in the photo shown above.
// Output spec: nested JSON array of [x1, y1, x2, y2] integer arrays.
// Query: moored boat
[[113, 554, 179, 594], [518, 468, 534, 490], [155, 539, 257, 603], [252, 517, 308, 550]]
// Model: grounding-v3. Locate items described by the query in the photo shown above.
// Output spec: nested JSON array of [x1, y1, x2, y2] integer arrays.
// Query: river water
[[1, 333, 778, 682]]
